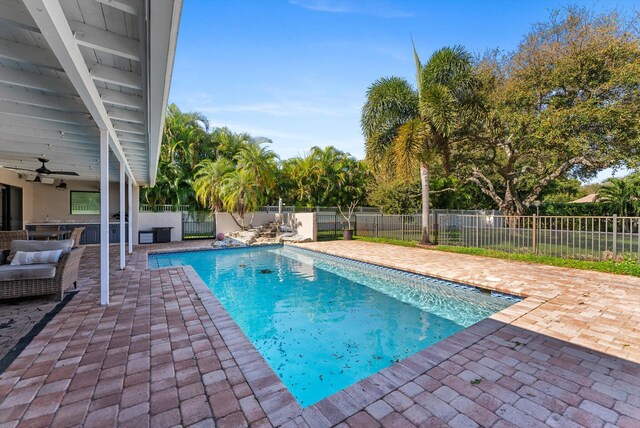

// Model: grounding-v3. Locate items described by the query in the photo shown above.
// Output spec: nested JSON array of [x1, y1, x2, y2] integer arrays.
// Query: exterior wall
[[30, 180, 127, 223], [138, 212, 182, 241], [0, 168, 34, 227], [277, 212, 317, 241], [215, 212, 276, 235]]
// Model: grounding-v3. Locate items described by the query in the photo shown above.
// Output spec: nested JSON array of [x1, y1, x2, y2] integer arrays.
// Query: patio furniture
[[32, 225, 62, 240], [27, 230, 68, 240], [0, 239, 84, 301], [69, 227, 86, 248], [0, 230, 28, 251]]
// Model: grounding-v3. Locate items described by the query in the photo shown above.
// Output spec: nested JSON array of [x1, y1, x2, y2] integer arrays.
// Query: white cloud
[[205, 119, 364, 160], [289, 0, 414, 18]]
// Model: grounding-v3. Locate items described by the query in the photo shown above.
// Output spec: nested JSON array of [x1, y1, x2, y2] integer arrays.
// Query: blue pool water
[[149, 245, 519, 406]]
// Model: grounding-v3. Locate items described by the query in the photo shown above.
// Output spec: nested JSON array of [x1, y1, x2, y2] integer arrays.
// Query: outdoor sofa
[[0, 231, 84, 301]]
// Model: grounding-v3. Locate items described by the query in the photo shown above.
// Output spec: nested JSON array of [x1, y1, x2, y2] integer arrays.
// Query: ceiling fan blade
[[48, 171, 79, 176], [4, 166, 36, 172]]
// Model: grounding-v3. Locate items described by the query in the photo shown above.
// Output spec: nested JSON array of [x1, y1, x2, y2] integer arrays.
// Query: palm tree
[[193, 158, 234, 213], [220, 169, 263, 228], [234, 142, 279, 190], [361, 45, 479, 243], [163, 104, 210, 167], [282, 155, 321, 206], [597, 177, 640, 216]]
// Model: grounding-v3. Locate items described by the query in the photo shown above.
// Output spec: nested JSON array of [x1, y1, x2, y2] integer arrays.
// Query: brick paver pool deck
[[0, 240, 639, 427]]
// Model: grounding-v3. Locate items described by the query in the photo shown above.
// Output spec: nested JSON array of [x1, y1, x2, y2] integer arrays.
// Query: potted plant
[[338, 200, 358, 240]]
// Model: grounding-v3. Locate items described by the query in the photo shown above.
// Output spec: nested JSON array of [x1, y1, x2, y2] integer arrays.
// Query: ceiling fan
[[5, 158, 79, 176]]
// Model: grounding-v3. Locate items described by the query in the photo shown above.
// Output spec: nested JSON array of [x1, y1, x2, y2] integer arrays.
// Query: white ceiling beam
[[0, 66, 77, 95], [0, 37, 142, 90], [0, 114, 99, 136], [116, 132, 145, 144], [0, 39, 62, 71], [89, 63, 142, 90], [0, 84, 87, 112], [1, 127, 97, 145], [107, 108, 144, 124], [24, 0, 136, 186], [0, 100, 94, 126], [70, 20, 140, 61], [0, 140, 99, 157], [0, 0, 39, 31], [95, 0, 139, 16], [99, 88, 143, 109], [0, 140, 147, 159], [0, 151, 99, 165], [112, 120, 144, 134], [0, 1, 140, 61]]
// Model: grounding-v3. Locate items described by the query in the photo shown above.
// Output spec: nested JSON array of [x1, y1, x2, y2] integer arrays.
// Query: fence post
[[475, 215, 479, 248], [354, 214, 357, 237], [613, 214, 617, 259], [532, 214, 537, 255], [401, 215, 405, 241]]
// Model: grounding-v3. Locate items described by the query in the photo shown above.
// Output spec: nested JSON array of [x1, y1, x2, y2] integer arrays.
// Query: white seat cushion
[[0, 264, 57, 281]]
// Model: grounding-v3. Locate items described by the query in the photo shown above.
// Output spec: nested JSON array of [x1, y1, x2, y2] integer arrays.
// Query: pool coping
[[145, 243, 547, 426]]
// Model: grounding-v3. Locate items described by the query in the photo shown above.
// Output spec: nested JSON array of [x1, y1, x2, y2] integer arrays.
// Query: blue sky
[[170, 0, 636, 178]]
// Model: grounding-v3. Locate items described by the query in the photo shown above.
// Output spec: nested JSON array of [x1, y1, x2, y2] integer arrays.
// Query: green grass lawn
[[353, 236, 418, 247], [353, 236, 640, 277]]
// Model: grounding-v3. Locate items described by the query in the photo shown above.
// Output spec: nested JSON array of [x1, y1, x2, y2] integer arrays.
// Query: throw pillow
[[7, 239, 73, 262], [10, 250, 63, 266]]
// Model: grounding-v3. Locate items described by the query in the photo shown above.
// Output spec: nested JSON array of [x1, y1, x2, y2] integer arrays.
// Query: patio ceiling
[[0, 0, 182, 185]]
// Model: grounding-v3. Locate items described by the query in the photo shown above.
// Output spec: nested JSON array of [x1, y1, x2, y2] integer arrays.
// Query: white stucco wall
[[215, 212, 276, 235], [138, 212, 182, 241], [277, 212, 317, 241]]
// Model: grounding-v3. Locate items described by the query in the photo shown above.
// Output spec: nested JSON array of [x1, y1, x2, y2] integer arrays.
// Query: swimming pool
[[149, 245, 520, 406]]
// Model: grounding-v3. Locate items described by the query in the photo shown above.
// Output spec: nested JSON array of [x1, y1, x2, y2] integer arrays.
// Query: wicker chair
[[0, 230, 28, 251], [0, 231, 84, 301], [69, 227, 86, 248], [0, 247, 84, 301]]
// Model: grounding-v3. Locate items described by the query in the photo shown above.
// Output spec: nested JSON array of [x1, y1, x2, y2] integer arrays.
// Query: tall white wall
[[277, 212, 317, 241], [138, 212, 182, 241]]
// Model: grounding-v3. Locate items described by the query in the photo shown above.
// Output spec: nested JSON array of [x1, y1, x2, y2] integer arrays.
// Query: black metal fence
[[317, 211, 492, 242], [438, 213, 640, 261], [317, 214, 428, 241], [182, 212, 215, 240]]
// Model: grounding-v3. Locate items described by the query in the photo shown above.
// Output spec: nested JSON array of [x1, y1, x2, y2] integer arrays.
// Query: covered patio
[[0, 0, 182, 304]]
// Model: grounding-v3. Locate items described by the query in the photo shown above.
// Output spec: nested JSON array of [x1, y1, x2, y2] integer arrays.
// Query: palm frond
[[392, 119, 429, 178]]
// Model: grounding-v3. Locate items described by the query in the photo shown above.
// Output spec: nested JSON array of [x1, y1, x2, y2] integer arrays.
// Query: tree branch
[[469, 168, 504, 207], [523, 156, 596, 206]]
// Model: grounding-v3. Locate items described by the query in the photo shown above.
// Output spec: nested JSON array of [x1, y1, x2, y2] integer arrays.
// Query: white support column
[[128, 175, 133, 254], [132, 185, 140, 245], [119, 162, 125, 269], [100, 129, 109, 305]]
